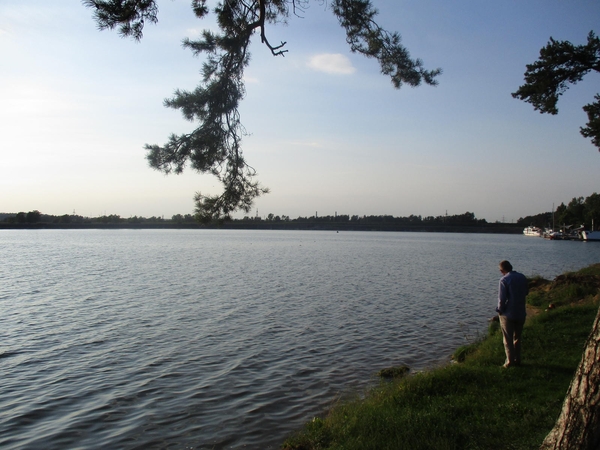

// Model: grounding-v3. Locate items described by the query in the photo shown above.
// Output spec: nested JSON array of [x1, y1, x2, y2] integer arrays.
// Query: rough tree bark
[[540, 306, 600, 450]]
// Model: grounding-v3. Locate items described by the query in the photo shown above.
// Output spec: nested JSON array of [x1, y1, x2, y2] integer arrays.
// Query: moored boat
[[581, 230, 600, 241], [523, 226, 543, 237], [544, 230, 563, 240]]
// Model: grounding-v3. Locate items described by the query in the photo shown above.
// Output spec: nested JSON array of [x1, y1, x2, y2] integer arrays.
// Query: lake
[[1, 230, 599, 449]]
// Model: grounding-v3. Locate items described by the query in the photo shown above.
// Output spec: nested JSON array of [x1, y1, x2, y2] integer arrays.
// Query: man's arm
[[497, 280, 508, 314]]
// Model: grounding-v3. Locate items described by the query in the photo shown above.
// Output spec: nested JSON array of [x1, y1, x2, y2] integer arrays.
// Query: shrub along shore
[[282, 263, 600, 450]]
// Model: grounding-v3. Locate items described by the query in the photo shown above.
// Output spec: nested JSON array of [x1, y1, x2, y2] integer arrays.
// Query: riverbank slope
[[282, 263, 600, 450]]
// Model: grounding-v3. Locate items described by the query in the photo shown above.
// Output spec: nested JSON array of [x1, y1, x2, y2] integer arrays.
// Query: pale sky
[[1, 0, 599, 222]]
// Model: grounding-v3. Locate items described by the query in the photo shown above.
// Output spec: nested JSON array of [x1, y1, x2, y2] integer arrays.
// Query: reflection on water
[[1, 230, 598, 449]]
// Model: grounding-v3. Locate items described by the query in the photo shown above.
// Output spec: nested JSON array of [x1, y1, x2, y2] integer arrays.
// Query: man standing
[[496, 260, 528, 368]]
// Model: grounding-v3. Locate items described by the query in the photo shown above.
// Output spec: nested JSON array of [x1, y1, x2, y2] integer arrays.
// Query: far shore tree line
[[2, 192, 599, 230], [0, 210, 490, 229], [516, 192, 600, 231]]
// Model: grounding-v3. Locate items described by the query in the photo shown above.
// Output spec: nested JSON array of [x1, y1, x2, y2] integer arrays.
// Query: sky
[[1, 0, 599, 222]]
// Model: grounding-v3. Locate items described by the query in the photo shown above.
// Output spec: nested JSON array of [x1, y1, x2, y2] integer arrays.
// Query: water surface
[[1, 230, 599, 449]]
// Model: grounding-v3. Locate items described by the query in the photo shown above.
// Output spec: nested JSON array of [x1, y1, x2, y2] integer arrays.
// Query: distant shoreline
[[0, 223, 523, 233]]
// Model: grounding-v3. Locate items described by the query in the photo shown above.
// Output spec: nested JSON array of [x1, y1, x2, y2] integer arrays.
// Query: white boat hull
[[581, 230, 600, 241], [523, 227, 542, 237]]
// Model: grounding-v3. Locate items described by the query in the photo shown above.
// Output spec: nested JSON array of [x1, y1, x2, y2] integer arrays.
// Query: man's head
[[499, 260, 513, 274]]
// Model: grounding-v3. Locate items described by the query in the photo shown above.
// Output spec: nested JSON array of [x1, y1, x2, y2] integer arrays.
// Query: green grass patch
[[282, 264, 600, 450], [526, 263, 600, 309]]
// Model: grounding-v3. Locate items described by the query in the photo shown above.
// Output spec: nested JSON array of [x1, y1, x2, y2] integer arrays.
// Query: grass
[[282, 263, 600, 450]]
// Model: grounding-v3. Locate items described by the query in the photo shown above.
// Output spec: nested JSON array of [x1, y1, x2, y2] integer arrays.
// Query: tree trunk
[[540, 306, 600, 450]]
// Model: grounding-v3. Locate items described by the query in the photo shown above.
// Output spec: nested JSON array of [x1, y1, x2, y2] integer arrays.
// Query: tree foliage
[[518, 193, 600, 230], [512, 31, 600, 150], [517, 212, 553, 229], [552, 193, 600, 229], [83, 0, 441, 222]]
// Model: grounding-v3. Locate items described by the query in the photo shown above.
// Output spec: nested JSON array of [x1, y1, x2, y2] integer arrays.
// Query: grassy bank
[[282, 263, 600, 450]]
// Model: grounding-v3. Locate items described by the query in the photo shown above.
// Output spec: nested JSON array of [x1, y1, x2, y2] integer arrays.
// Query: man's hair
[[499, 260, 513, 272]]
